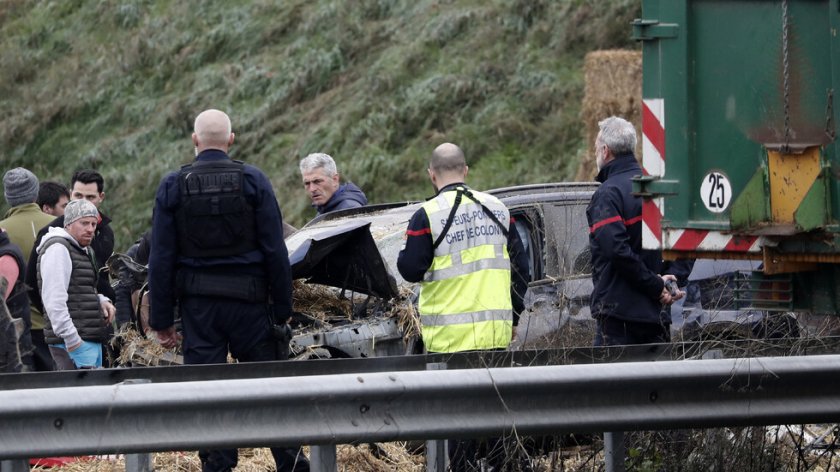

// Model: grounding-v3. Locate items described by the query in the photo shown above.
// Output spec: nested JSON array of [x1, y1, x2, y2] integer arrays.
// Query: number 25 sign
[[700, 171, 732, 213]]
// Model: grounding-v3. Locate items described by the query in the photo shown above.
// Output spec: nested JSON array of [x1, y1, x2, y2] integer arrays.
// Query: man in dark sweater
[[300, 153, 367, 215]]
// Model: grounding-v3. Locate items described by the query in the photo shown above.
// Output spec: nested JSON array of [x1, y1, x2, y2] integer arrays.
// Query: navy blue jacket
[[148, 150, 293, 329], [316, 182, 368, 214], [396, 183, 529, 325], [587, 154, 692, 325]]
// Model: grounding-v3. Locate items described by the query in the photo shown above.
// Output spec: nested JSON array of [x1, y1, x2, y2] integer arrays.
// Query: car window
[[541, 202, 591, 279], [512, 213, 536, 282]]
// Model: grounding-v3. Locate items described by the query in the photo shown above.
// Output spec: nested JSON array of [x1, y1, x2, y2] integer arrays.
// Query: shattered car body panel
[[287, 220, 399, 299], [288, 317, 408, 359]]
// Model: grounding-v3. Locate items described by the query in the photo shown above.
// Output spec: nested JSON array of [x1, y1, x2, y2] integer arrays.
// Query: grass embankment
[[0, 0, 639, 249]]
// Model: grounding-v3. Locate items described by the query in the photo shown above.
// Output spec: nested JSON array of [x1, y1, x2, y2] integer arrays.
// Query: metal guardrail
[[5, 337, 840, 391], [2, 354, 840, 459]]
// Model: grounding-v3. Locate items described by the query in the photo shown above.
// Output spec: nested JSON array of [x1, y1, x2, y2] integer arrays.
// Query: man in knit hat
[[36, 199, 115, 370], [26, 170, 116, 325], [0, 167, 56, 371]]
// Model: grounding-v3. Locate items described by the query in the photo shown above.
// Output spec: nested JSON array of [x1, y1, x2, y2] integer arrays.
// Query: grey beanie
[[63, 199, 98, 226], [3, 167, 39, 207]]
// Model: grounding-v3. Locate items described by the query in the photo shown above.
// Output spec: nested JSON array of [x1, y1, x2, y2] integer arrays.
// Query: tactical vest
[[37, 237, 105, 344], [0, 235, 28, 323], [419, 186, 513, 353], [176, 159, 258, 258]]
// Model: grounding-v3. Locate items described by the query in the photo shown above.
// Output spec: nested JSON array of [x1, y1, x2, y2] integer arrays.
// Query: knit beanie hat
[[63, 199, 98, 226], [3, 167, 39, 207]]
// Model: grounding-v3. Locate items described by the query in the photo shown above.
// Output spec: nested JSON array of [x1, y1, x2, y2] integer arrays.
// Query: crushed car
[[284, 182, 600, 358]]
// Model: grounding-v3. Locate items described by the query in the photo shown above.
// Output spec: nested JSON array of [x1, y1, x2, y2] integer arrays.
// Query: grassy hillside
[[0, 0, 639, 249]]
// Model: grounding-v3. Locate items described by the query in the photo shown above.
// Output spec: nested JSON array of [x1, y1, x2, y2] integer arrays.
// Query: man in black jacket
[[587, 116, 691, 346]]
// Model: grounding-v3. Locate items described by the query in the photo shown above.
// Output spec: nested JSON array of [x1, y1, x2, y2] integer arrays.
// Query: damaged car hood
[[285, 205, 420, 299]]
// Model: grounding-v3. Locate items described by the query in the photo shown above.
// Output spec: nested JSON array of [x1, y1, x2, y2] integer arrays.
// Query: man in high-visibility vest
[[397, 142, 528, 470]]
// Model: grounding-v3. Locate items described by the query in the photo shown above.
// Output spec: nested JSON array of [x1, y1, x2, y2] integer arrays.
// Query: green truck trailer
[[633, 0, 840, 313]]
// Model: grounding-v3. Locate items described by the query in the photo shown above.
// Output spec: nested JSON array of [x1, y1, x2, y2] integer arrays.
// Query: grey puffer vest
[[37, 237, 105, 344]]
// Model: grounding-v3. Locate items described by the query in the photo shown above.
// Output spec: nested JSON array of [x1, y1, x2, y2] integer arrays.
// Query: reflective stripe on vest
[[423, 244, 508, 282], [420, 309, 511, 326], [418, 188, 513, 353]]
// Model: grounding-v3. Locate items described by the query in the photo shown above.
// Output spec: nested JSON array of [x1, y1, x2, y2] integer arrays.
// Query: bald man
[[396, 143, 529, 469], [397, 142, 528, 349], [148, 109, 309, 472]]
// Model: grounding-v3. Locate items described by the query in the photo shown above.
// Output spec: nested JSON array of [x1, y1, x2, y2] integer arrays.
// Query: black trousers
[[179, 297, 309, 472], [594, 317, 670, 346]]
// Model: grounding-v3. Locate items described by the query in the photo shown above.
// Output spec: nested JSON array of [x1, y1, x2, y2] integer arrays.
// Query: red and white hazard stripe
[[664, 229, 763, 253], [641, 98, 665, 250]]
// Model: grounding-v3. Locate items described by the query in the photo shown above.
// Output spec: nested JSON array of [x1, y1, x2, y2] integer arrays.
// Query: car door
[[510, 198, 595, 349]]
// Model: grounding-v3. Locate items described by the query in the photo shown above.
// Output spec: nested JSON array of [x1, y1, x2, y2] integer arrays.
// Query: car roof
[[288, 182, 599, 297], [302, 182, 599, 228]]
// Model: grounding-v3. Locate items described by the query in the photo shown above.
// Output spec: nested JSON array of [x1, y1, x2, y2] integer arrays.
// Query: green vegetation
[[0, 0, 639, 248]]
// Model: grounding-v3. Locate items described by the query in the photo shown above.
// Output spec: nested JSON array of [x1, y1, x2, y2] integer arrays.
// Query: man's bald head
[[193, 109, 234, 152], [428, 142, 468, 190], [429, 143, 466, 174]]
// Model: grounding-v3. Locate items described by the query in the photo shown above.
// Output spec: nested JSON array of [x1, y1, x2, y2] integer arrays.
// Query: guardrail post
[[0, 459, 29, 472], [425, 362, 448, 472], [125, 453, 153, 472], [120, 379, 153, 472], [310, 445, 336, 472], [604, 431, 625, 472]]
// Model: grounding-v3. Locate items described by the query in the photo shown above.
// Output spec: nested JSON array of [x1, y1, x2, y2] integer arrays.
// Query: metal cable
[[781, 0, 792, 153]]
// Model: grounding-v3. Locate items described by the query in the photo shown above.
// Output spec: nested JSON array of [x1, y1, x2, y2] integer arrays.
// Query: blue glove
[[67, 341, 103, 369]]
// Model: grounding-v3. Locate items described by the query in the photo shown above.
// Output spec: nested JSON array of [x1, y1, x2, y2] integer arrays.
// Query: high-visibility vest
[[419, 187, 513, 353]]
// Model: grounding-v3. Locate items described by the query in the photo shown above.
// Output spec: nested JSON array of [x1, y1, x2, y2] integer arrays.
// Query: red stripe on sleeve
[[589, 215, 623, 233], [406, 228, 431, 237], [624, 215, 642, 226]]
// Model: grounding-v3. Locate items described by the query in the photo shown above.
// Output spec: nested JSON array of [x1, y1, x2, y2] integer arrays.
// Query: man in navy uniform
[[586, 116, 690, 346], [149, 109, 308, 472]]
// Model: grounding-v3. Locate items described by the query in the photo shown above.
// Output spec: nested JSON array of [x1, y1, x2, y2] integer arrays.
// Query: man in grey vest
[[36, 199, 115, 370]]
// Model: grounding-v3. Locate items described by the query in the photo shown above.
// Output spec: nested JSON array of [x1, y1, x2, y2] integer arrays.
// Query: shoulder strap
[[432, 190, 463, 250]]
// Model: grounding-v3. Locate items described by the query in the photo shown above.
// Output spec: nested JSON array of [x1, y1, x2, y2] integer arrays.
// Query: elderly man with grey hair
[[36, 199, 115, 370], [586, 116, 690, 347], [300, 152, 367, 215]]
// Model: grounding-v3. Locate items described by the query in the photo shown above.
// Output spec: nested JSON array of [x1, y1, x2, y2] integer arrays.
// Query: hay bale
[[575, 49, 642, 182]]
